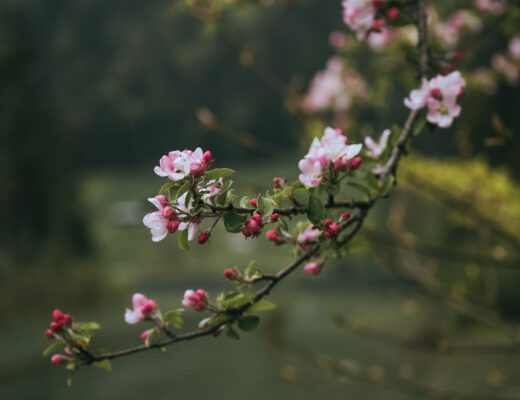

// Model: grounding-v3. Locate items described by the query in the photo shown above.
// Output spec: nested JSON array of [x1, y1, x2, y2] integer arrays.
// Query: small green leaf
[[223, 211, 246, 233], [69, 331, 91, 349], [163, 309, 184, 328], [145, 328, 159, 347], [365, 173, 380, 192], [176, 181, 191, 200], [42, 340, 66, 357], [413, 117, 427, 137], [278, 217, 288, 231], [238, 316, 260, 332], [205, 168, 236, 180], [226, 325, 240, 340], [93, 359, 112, 372], [177, 229, 190, 250], [247, 299, 276, 313], [158, 181, 176, 196], [257, 196, 274, 217], [307, 194, 326, 225], [240, 196, 251, 208], [75, 322, 101, 331], [380, 175, 395, 195]]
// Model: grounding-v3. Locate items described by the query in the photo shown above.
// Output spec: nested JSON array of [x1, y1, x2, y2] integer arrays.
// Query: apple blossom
[[124, 293, 157, 325], [365, 129, 391, 159], [342, 0, 378, 39], [182, 289, 208, 311], [154, 148, 210, 181], [298, 225, 322, 244], [143, 196, 171, 242], [303, 262, 322, 276]]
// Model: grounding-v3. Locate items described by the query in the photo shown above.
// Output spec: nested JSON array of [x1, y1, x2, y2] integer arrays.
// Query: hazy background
[[1, 0, 519, 399]]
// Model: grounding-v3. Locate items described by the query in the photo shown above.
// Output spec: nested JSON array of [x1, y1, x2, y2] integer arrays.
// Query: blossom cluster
[[404, 71, 466, 128], [298, 127, 363, 188], [182, 289, 208, 311], [342, 0, 401, 40], [433, 10, 482, 48], [154, 148, 212, 181], [124, 293, 158, 324]]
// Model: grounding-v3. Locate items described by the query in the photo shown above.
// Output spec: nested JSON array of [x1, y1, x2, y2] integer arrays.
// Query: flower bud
[[163, 206, 175, 219], [51, 354, 63, 365], [242, 227, 252, 238], [190, 160, 206, 176], [62, 314, 72, 325], [141, 300, 157, 314], [430, 87, 443, 100], [372, 19, 385, 29], [203, 150, 213, 163], [273, 177, 287, 189], [196, 289, 208, 301], [252, 213, 263, 224], [250, 197, 257, 208], [167, 219, 180, 233], [270, 213, 279, 222], [347, 157, 362, 170], [50, 321, 61, 332], [373, 0, 383, 9], [52, 309, 64, 322], [387, 7, 399, 20], [341, 211, 351, 219], [224, 268, 238, 280], [328, 223, 342, 236], [303, 262, 322, 276], [322, 219, 333, 228], [45, 329, 54, 339], [156, 195, 169, 205], [246, 219, 260, 234], [197, 231, 211, 245], [140, 329, 152, 341]]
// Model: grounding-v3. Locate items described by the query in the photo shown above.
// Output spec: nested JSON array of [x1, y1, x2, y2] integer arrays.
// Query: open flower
[[342, 0, 378, 39], [124, 293, 157, 325], [298, 225, 322, 244], [143, 196, 171, 242], [154, 148, 209, 181]]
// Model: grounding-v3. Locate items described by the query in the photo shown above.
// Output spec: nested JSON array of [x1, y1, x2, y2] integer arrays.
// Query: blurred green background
[[1, 0, 519, 399]]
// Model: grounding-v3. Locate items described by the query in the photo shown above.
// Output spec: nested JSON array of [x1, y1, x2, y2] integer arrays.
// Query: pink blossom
[[364, 129, 391, 159], [404, 71, 466, 128], [342, 0, 378, 39], [492, 53, 519, 84], [154, 148, 209, 181], [199, 178, 224, 201], [143, 196, 170, 242], [176, 192, 200, 241], [367, 27, 397, 50], [329, 31, 348, 49], [124, 293, 157, 325], [182, 289, 208, 311], [298, 127, 362, 188], [474, 0, 507, 15], [303, 262, 322, 276], [298, 225, 322, 244], [509, 37, 520, 60]]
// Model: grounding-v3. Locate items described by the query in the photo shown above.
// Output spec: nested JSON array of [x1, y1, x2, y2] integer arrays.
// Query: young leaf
[[42, 340, 66, 357], [347, 182, 372, 199], [380, 175, 395, 196], [238, 316, 260, 332], [247, 299, 276, 313], [226, 325, 240, 340], [176, 181, 191, 200], [257, 196, 274, 217], [177, 229, 190, 250], [223, 211, 246, 233], [75, 322, 101, 331], [240, 196, 251, 208], [205, 168, 236, 180], [93, 360, 112, 372], [163, 309, 184, 328], [307, 194, 326, 225], [413, 117, 427, 137]]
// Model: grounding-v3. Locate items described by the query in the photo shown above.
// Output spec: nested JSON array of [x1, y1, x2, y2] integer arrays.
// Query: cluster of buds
[[45, 309, 73, 338], [266, 229, 285, 246], [242, 212, 264, 238], [124, 293, 158, 325], [273, 177, 288, 189], [182, 289, 208, 311], [322, 219, 343, 239]]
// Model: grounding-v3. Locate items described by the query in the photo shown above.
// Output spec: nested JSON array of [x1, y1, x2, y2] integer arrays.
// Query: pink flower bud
[[246, 219, 260, 234], [203, 150, 213, 163], [140, 300, 157, 314], [273, 177, 287, 189], [322, 219, 333, 228], [224, 268, 238, 280], [347, 157, 362, 170], [242, 227, 252, 238], [167, 219, 180, 233], [372, 19, 385, 29], [51, 354, 63, 365], [430, 87, 443, 100], [252, 213, 263, 224], [250, 197, 257, 208], [182, 289, 208, 311], [197, 231, 211, 244], [373, 0, 383, 9], [387, 7, 399, 20], [333, 158, 349, 171], [62, 314, 72, 325], [163, 206, 175, 219], [52, 309, 64, 322], [270, 213, 279, 222], [155, 195, 169, 205], [341, 211, 351, 219], [266, 230, 279, 241], [303, 262, 322, 276], [196, 289, 208, 301], [50, 321, 61, 332], [140, 330, 152, 341], [45, 329, 54, 339], [190, 160, 206, 176], [327, 223, 342, 236]]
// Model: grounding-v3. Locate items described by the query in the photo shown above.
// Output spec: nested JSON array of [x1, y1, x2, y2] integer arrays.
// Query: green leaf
[[177, 229, 190, 250], [365, 173, 380, 192], [380, 175, 395, 196], [238, 316, 260, 332], [257, 196, 274, 217], [163, 309, 184, 328], [158, 181, 177, 196], [239, 196, 251, 208], [223, 211, 246, 233], [69, 331, 91, 348], [413, 117, 427, 137], [219, 292, 253, 309], [247, 299, 276, 313], [347, 182, 372, 199], [175, 181, 191, 200], [226, 325, 240, 340], [42, 340, 66, 357], [278, 217, 288, 231], [244, 260, 257, 277], [75, 322, 101, 331], [205, 168, 236, 180], [93, 360, 112, 372], [307, 194, 326, 225]]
